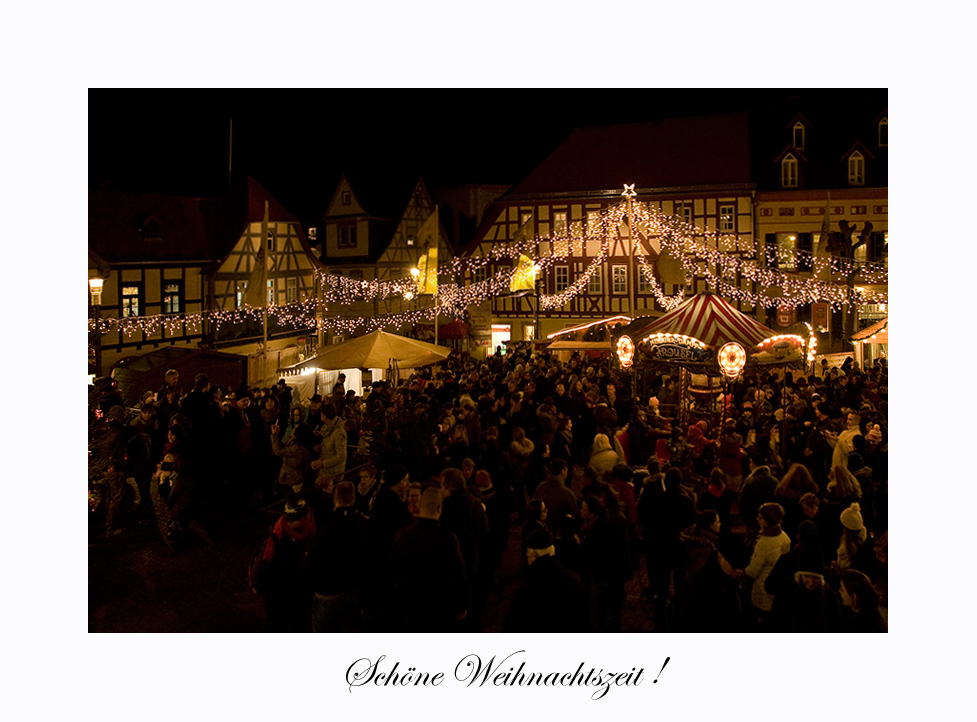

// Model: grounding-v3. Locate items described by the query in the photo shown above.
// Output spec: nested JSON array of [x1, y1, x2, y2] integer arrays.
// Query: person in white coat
[[742, 502, 791, 628]]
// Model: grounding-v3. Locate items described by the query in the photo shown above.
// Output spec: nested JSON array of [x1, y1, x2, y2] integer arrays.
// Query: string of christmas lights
[[89, 193, 887, 337]]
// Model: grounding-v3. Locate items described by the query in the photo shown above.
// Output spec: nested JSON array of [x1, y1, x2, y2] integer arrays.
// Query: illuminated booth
[[544, 315, 639, 362]]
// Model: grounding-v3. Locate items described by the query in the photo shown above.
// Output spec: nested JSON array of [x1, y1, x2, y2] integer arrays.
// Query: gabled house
[[313, 172, 452, 336], [88, 176, 324, 382]]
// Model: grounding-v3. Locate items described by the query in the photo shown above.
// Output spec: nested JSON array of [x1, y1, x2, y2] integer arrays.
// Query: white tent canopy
[[279, 330, 452, 373]]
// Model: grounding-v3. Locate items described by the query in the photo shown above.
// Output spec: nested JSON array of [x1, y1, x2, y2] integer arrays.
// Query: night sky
[[89, 89, 883, 222]]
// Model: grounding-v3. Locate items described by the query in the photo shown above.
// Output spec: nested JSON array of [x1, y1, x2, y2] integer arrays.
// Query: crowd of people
[[88, 345, 888, 633]]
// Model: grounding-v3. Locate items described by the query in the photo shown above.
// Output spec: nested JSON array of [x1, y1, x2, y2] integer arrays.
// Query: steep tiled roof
[[88, 176, 311, 266], [506, 113, 752, 198], [88, 189, 221, 264]]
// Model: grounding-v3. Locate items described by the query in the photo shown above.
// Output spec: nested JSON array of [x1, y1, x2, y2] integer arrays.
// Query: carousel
[[613, 292, 808, 426]]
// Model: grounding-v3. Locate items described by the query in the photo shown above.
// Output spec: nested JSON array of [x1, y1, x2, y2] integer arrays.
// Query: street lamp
[[89, 277, 104, 377]]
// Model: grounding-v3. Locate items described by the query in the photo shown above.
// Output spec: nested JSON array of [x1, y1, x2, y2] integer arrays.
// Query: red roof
[[508, 114, 752, 197], [630, 292, 779, 349]]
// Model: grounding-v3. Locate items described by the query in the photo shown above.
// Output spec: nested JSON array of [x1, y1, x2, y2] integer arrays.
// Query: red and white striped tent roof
[[630, 292, 781, 349]]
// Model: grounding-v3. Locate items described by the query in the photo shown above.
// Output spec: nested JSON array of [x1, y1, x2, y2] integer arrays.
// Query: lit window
[[848, 152, 865, 186], [773, 233, 798, 271], [286, 278, 297, 304], [553, 211, 568, 236], [236, 281, 247, 308], [163, 281, 182, 314], [879, 118, 888, 147], [612, 265, 627, 294], [793, 122, 805, 150], [587, 269, 602, 295], [782, 154, 798, 188], [587, 210, 600, 237], [267, 280, 275, 305], [555, 265, 569, 293], [719, 205, 735, 232], [308, 227, 317, 241], [122, 285, 142, 317], [638, 269, 652, 294]]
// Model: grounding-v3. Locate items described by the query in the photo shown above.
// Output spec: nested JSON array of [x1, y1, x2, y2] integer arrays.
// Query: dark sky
[[89, 89, 884, 221]]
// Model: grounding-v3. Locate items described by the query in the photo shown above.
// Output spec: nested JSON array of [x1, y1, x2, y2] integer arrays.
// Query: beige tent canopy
[[279, 330, 452, 372]]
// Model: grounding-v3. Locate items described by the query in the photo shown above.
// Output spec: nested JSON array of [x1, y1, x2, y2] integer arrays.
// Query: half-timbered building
[[88, 177, 323, 382], [461, 114, 758, 355]]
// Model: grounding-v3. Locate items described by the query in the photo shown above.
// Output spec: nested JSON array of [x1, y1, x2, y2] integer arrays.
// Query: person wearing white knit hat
[[834, 502, 869, 573]]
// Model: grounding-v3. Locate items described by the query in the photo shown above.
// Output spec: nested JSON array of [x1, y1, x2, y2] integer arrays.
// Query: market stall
[[278, 330, 453, 387], [852, 316, 888, 369]]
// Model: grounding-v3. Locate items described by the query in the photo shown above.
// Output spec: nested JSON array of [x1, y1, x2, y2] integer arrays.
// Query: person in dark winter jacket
[[675, 510, 741, 631], [576, 495, 631, 632], [504, 529, 590, 632], [839, 569, 887, 632], [305, 481, 371, 632], [739, 453, 779, 546], [644, 467, 696, 616], [770, 547, 843, 632], [387, 487, 468, 632]]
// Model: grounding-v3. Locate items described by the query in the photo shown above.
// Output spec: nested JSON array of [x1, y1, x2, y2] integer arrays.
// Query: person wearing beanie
[[835, 502, 876, 576], [504, 528, 590, 632], [742, 502, 791, 626]]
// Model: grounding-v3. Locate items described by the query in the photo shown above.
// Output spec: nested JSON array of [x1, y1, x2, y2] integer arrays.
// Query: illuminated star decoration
[[621, 184, 637, 199]]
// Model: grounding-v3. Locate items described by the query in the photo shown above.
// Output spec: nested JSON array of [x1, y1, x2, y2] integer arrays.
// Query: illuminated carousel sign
[[642, 333, 714, 364], [616, 335, 635, 368]]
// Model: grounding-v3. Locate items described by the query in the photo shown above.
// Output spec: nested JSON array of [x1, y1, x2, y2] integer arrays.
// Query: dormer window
[[793, 122, 805, 150], [848, 151, 865, 186], [782, 154, 798, 188], [140, 216, 162, 241], [879, 118, 888, 147]]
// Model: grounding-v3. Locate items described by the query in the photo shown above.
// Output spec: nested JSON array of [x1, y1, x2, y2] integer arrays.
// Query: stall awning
[[852, 317, 888, 344]]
